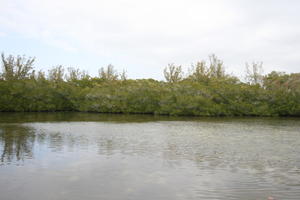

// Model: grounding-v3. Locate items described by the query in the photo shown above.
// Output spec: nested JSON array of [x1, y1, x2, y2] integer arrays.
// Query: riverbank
[[1, 78, 299, 117], [1, 54, 299, 117]]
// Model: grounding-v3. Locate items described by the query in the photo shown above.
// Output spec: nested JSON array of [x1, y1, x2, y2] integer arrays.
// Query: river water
[[0, 113, 299, 200]]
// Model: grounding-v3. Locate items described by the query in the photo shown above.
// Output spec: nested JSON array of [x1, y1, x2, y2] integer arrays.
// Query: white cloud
[[0, 0, 299, 79], [0, 32, 6, 37]]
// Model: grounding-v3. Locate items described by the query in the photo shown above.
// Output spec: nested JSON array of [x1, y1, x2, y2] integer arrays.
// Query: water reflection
[[1, 111, 300, 124], [0, 114, 300, 200], [0, 124, 35, 164]]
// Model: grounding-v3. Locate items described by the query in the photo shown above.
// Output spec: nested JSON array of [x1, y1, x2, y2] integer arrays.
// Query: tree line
[[0, 53, 299, 116]]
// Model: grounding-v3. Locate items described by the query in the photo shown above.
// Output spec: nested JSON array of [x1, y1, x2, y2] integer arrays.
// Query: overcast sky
[[0, 0, 299, 80]]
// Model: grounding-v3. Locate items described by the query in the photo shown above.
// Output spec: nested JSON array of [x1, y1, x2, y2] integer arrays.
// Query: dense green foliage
[[0, 53, 299, 116]]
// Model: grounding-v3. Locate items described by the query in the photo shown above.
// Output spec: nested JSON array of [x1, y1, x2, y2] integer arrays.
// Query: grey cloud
[[0, 0, 299, 79]]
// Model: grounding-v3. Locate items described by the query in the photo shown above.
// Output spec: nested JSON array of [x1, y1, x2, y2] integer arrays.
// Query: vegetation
[[0, 53, 299, 116]]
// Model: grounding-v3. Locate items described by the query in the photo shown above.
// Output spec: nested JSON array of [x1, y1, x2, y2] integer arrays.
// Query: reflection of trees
[[97, 137, 118, 156], [0, 112, 206, 124], [48, 132, 64, 152], [0, 124, 35, 163]]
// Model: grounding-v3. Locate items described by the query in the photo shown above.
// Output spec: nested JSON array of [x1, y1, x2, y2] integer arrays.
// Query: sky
[[0, 0, 299, 80]]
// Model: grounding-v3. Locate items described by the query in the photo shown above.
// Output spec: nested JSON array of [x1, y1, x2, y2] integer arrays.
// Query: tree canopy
[[0, 53, 299, 116]]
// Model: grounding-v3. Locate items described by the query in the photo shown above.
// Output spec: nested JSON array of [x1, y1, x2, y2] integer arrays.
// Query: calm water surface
[[0, 113, 300, 200]]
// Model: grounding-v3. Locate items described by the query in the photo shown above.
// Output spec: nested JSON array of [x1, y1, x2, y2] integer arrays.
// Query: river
[[0, 113, 299, 200]]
